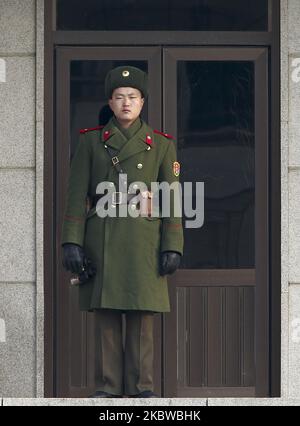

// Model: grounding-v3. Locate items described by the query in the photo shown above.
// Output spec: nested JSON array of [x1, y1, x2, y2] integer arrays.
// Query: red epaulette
[[80, 125, 105, 134], [153, 129, 174, 139]]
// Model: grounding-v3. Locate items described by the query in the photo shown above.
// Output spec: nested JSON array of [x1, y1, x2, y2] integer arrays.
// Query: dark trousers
[[94, 309, 154, 396]]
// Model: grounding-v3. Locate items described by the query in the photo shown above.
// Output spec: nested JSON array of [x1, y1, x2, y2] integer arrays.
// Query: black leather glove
[[159, 251, 181, 276], [62, 243, 86, 274]]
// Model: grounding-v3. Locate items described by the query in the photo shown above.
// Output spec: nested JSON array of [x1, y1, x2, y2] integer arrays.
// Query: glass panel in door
[[177, 60, 255, 269]]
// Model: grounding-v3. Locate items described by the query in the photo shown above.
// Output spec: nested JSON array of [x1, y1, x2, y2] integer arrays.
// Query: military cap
[[104, 65, 148, 99]]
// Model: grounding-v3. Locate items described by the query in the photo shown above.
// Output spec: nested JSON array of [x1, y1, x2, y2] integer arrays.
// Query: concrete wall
[[0, 0, 300, 405], [0, 0, 44, 397], [286, 0, 300, 400]]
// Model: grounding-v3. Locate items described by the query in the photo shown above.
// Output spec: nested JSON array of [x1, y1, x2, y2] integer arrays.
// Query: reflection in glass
[[178, 61, 254, 269], [57, 0, 268, 31]]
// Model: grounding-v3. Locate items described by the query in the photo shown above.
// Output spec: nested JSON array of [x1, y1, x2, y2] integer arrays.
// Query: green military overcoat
[[61, 116, 184, 312]]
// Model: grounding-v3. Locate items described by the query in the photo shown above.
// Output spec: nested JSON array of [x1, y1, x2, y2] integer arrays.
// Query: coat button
[[137, 163, 143, 169]]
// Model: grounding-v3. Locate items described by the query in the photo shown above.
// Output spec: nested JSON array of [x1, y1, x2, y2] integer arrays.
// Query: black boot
[[130, 390, 158, 398], [89, 390, 122, 398]]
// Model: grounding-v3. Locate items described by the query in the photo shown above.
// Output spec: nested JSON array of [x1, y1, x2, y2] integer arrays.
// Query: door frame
[[44, 0, 280, 397]]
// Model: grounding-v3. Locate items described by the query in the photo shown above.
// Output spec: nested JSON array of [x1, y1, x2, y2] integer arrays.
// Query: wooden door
[[55, 47, 162, 397], [163, 48, 269, 397]]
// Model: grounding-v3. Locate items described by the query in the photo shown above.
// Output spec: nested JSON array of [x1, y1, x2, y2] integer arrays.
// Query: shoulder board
[[153, 129, 174, 139], [80, 125, 104, 134]]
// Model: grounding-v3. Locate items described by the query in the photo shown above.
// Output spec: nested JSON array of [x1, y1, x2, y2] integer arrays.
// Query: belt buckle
[[141, 190, 153, 199], [111, 156, 119, 166], [112, 191, 122, 205]]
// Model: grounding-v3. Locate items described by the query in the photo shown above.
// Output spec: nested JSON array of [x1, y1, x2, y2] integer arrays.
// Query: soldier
[[61, 65, 184, 398]]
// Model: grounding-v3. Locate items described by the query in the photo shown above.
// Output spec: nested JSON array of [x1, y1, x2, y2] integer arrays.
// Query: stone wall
[[286, 0, 300, 399], [0, 0, 44, 397]]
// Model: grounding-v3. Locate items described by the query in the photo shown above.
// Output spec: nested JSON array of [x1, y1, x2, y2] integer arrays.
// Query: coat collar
[[100, 116, 155, 162], [111, 115, 142, 141]]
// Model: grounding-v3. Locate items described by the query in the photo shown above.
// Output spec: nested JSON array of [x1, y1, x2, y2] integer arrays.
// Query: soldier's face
[[108, 87, 144, 124]]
